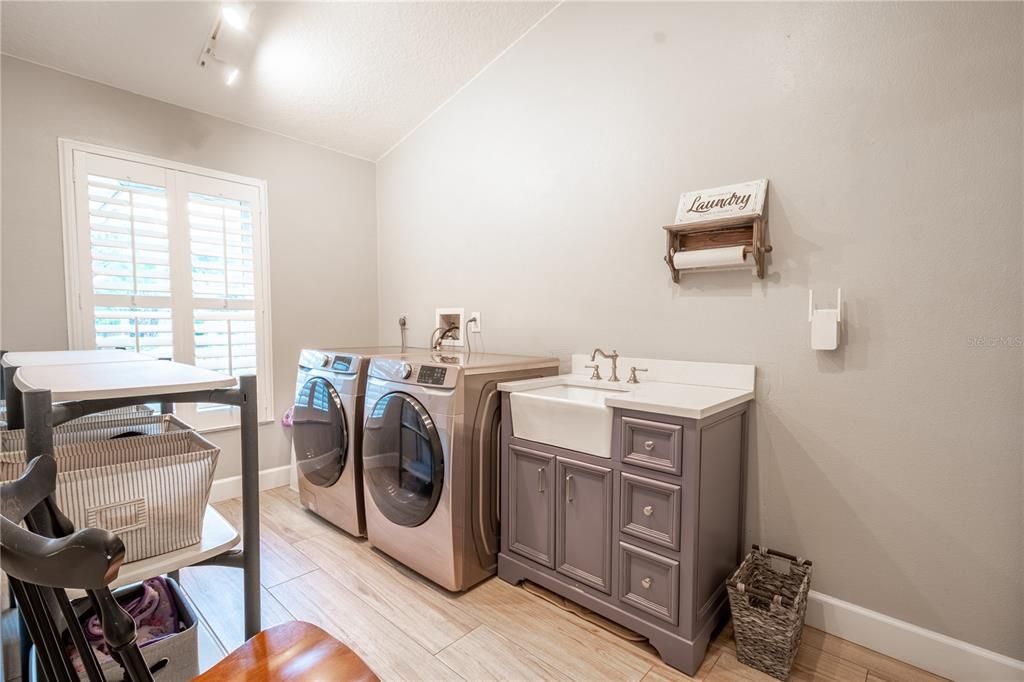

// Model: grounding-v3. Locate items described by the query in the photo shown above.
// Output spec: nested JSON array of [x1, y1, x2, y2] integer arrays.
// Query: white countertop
[[14, 360, 237, 401], [498, 374, 752, 420], [2, 349, 152, 368], [498, 354, 755, 420]]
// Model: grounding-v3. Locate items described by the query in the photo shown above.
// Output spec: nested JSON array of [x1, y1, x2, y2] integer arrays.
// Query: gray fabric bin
[[0, 430, 219, 562], [34, 577, 200, 682]]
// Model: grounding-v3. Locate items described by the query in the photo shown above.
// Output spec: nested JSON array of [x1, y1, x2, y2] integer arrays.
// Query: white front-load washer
[[361, 350, 558, 590], [292, 347, 410, 536]]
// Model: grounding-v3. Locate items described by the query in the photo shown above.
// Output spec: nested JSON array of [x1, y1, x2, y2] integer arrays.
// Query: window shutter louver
[[94, 306, 174, 358], [86, 173, 173, 355], [193, 309, 258, 377], [188, 192, 256, 301]]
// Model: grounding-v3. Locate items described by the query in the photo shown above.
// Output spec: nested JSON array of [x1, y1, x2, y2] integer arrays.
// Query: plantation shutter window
[[62, 143, 273, 429]]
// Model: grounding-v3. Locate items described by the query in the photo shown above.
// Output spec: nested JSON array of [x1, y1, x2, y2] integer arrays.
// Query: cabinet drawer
[[621, 417, 682, 475], [620, 473, 681, 551], [619, 542, 679, 625]]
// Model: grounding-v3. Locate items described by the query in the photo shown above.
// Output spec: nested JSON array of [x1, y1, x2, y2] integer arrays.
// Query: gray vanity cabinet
[[507, 445, 555, 568], [498, 393, 749, 677], [555, 458, 612, 593]]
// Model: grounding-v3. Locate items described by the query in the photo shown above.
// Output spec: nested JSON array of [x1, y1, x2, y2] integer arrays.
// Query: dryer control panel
[[298, 348, 362, 375]]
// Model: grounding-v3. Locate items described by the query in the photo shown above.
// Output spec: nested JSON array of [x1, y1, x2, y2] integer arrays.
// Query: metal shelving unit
[[2, 352, 262, 674]]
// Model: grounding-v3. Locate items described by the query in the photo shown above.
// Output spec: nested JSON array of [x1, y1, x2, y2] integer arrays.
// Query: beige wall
[[377, 2, 1024, 658], [1, 56, 379, 478]]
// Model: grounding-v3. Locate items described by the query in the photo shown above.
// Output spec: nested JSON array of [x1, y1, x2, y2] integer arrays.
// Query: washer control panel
[[417, 365, 448, 386], [368, 357, 458, 389]]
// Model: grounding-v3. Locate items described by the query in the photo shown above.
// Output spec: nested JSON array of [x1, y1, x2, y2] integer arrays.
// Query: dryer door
[[293, 376, 347, 487], [363, 392, 444, 527]]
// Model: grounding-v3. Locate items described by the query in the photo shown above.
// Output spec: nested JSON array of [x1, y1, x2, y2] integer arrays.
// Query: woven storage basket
[[727, 546, 813, 680], [0, 430, 219, 562], [0, 413, 187, 451]]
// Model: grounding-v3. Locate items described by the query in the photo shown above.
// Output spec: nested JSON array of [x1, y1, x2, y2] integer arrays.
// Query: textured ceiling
[[0, 1, 555, 160]]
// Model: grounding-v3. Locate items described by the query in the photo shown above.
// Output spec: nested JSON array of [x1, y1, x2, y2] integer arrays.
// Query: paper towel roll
[[672, 245, 749, 270]]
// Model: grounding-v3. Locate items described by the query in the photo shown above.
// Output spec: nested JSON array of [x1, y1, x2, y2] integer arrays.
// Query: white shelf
[[67, 505, 240, 597], [14, 360, 236, 402], [2, 350, 152, 368]]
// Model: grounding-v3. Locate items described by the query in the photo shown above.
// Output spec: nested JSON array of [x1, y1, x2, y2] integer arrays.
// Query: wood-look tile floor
[[1, 487, 948, 682], [186, 488, 946, 682]]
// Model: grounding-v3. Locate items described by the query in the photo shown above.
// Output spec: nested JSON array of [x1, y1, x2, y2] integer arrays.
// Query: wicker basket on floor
[[727, 546, 813, 680]]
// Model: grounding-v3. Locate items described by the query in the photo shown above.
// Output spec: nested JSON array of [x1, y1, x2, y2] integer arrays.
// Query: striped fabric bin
[[0, 413, 187, 451], [0, 430, 219, 563], [0, 402, 154, 431]]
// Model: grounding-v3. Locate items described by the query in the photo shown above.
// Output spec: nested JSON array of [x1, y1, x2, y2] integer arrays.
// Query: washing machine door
[[363, 392, 444, 528], [293, 376, 347, 487]]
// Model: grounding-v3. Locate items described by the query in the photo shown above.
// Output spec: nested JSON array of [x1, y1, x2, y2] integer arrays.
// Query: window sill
[[192, 417, 276, 435]]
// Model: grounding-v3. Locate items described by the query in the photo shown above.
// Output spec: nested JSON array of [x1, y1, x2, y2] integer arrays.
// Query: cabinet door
[[556, 458, 613, 593], [507, 445, 555, 568]]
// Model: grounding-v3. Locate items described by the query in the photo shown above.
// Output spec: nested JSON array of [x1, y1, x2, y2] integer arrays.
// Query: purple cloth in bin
[[68, 576, 182, 674]]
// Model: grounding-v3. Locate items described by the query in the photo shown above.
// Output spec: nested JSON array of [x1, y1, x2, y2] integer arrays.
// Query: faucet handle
[[585, 364, 602, 380], [627, 367, 648, 384]]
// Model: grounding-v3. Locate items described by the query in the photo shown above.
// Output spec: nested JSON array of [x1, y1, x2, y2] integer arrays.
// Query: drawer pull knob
[[642, 505, 654, 517], [641, 577, 652, 589], [643, 440, 655, 451]]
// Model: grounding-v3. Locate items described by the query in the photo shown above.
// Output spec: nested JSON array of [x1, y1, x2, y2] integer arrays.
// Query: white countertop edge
[[607, 390, 754, 419], [2, 350, 153, 368], [465, 358, 560, 376], [14, 360, 237, 401]]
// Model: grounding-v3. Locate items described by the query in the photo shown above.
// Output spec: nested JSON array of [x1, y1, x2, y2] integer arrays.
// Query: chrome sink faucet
[[590, 348, 620, 382]]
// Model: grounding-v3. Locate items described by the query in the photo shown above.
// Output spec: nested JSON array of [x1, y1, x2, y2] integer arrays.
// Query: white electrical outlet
[[468, 312, 481, 333]]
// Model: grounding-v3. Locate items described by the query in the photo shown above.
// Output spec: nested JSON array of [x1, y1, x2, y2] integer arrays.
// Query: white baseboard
[[806, 591, 1024, 681], [209, 465, 293, 503]]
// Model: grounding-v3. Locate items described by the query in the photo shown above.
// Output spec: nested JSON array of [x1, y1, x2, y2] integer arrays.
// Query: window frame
[[58, 138, 274, 430]]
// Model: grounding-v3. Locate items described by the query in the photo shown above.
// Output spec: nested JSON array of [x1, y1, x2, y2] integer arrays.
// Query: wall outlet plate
[[435, 307, 464, 347], [468, 312, 481, 333]]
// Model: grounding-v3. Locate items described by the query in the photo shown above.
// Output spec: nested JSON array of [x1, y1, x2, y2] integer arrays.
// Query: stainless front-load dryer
[[362, 350, 558, 590], [292, 347, 409, 536]]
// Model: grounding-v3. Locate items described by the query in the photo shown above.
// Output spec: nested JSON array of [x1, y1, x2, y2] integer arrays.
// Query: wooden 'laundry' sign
[[674, 179, 768, 225]]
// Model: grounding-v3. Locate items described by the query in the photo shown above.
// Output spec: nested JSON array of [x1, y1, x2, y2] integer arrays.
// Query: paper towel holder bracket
[[662, 214, 772, 282]]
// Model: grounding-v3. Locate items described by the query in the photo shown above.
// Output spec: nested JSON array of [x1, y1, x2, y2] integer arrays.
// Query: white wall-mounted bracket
[[435, 307, 465, 347], [809, 288, 841, 350]]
